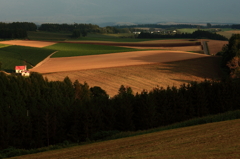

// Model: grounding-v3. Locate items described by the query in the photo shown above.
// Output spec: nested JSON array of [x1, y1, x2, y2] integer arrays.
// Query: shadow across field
[[157, 56, 223, 80], [43, 56, 223, 97]]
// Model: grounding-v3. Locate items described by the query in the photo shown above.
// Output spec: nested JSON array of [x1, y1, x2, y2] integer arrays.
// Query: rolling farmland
[[0, 39, 225, 96], [0, 34, 236, 158]]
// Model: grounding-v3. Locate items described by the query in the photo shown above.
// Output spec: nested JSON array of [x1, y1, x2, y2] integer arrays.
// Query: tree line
[[0, 29, 27, 39], [232, 24, 240, 29], [0, 72, 240, 151], [0, 22, 36, 39], [0, 22, 37, 31], [115, 24, 205, 29], [115, 23, 236, 29], [138, 30, 228, 40], [38, 23, 131, 34], [38, 23, 101, 33]]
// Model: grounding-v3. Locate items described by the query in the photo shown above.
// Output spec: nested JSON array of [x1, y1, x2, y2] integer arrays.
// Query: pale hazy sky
[[0, 0, 239, 25]]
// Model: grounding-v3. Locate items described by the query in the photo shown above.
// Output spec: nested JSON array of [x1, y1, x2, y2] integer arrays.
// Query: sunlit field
[[217, 30, 240, 39], [45, 43, 141, 57]]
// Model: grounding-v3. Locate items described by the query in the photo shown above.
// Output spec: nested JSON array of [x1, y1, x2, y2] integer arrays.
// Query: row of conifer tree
[[138, 30, 228, 40], [0, 72, 240, 150]]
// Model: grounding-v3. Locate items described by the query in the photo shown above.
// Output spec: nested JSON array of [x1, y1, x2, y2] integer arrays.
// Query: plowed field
[[42, 56, 222, 97], [206, 40, 228, 55]]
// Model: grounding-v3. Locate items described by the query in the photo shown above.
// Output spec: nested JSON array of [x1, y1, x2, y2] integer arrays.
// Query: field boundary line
[[201, 41, 209, 55], [30, 51, 58, 69]]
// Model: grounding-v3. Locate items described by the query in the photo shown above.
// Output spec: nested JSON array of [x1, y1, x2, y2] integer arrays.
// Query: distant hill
[[98, 22, 137, 27]]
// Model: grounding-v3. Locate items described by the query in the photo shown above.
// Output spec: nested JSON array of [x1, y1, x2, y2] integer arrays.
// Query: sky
[[0, 0, 239, 25]]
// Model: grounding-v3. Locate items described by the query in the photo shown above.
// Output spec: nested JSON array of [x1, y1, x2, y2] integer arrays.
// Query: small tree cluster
[[221, 34, 240, 78], [71, 29, 87, 38]]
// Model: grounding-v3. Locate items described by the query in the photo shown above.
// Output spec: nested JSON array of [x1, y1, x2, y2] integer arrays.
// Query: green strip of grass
[[28, 31, 151, 42], [45, 43, 142, 58], [0, 44, 10, 48], [67, 33, 153, 42]]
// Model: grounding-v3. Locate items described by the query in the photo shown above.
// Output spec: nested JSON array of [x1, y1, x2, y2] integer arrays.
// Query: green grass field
[[67, 33, 152, 42], [0, 44, 9, 48], [0, 45, 55, 72], [28, 31, 152, 42], [45, 43, 142, 57], [28, 31, 71, 41], [177, 28, 215, 33], [177, 28, 199, 33], [217, 29, 240, 39]]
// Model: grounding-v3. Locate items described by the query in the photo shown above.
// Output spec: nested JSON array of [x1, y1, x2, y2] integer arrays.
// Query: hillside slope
[[10, 119, 240, 159]]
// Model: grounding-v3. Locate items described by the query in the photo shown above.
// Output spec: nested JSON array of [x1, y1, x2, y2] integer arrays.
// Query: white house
[[21, 70, 30, 77]]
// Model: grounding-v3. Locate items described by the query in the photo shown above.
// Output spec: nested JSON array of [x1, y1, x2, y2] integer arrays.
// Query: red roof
[[15, 66, 26, 70]]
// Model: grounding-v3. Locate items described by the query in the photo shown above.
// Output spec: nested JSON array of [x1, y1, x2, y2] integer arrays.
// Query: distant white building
[[21, 70, 30, 77], [133, 31, 141, 34]]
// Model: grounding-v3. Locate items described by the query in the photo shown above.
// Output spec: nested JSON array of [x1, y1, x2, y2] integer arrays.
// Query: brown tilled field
[[203, 39, 228, 55], [30, 50, 208, 73], [43, 56, 222, 97]]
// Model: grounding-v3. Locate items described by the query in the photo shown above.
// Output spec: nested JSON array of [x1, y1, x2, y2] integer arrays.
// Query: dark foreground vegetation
[[0, 71, 240, 153]]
